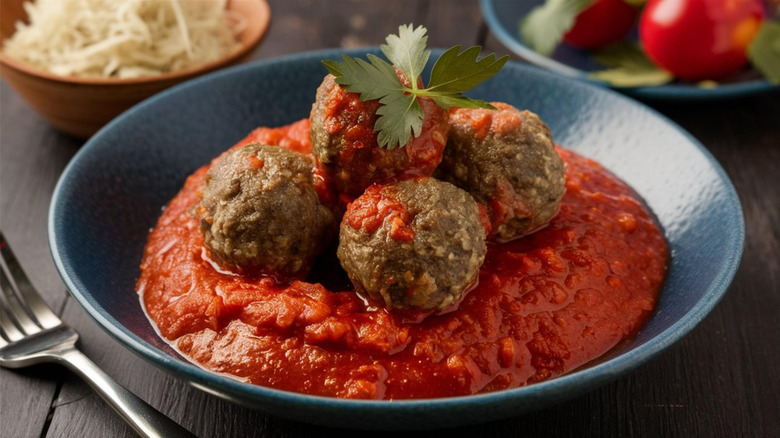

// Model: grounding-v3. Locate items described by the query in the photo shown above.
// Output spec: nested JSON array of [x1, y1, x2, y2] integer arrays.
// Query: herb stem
[[403, 88, 439, 98]]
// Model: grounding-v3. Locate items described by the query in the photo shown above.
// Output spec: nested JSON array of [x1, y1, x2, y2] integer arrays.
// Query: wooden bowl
[[0, 0, 270, 138]]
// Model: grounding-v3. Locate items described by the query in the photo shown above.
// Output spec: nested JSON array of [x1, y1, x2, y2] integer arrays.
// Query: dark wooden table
[[2, 1, 778, 436]]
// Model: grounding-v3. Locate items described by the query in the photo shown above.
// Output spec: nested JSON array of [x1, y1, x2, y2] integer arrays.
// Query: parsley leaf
[[380, 24, 431, 91], [429, 94, 494, 111], [323, 54, 403, 100], [428, 45, 508, 97], [375, 93, 422, 150], [520, 0, 594, 56], [323, 24, 508, 149]]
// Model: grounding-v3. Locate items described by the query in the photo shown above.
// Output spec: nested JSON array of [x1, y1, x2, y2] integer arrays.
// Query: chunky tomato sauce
[[343, 184, 417, 242], [138, 121, 668, 399], [314, 76, 448, 200], [234, 119, 313, 155]]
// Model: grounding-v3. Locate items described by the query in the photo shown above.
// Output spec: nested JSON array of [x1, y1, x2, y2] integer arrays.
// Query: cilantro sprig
[[323, 24, 509, 149]]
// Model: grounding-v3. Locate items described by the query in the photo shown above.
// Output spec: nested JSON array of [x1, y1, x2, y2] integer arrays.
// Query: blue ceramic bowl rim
[[480, 0, 777, 100], [48, 47, 744, 419]]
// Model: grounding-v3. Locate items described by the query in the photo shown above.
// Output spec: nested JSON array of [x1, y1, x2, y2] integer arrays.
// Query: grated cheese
[[2, 0, 246, 78]]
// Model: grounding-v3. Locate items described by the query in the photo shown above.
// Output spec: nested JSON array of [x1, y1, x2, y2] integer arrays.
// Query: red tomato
[[639, 0, 766, 81], [563, 0, 639, 50]]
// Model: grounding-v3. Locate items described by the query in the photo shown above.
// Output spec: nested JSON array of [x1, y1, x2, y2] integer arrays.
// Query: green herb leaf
[[429, 46, 508, 94], [323, 54, 404, 101], [380, 24, 431, 91], [520, 0, 594, 56], [748, 20, 780, 85], [375, 93, 422, 150], [322, 24, 507, 149], [589, 42, 673, 87], [429, 94, 494, 111]]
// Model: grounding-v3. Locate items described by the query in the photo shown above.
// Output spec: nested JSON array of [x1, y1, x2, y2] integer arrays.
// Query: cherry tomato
[[639, 0, 766, 81], [563, 0, 640, 50]]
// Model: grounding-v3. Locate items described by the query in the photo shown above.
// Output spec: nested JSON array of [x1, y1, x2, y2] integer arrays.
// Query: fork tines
[[0, 232, 61, 346]]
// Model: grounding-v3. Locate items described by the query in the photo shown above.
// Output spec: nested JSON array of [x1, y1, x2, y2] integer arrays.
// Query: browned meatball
[[310, 74, 448, 198], [200, 143, 334, 278], [438, 103, 566, 241], [338, 178, 486, 311]]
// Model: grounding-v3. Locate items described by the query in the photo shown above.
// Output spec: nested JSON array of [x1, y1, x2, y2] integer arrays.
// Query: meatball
[[310, 74, 449, 198], [338, 178, 486, 311], [438, 103, 566, 241], [200, 143, 334, 278]]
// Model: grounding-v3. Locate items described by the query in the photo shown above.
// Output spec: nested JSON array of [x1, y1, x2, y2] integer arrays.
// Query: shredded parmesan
[[2, 0, 246, 78]]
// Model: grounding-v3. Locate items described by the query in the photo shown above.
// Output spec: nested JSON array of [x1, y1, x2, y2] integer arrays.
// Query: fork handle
[[56, 347, 197, 438]]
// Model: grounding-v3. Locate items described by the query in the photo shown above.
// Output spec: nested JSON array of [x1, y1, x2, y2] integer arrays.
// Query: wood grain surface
[[1, 1, 778, 437]]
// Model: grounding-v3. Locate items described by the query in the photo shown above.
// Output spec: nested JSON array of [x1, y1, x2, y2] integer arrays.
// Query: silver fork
[[0, 232, 196, 438]]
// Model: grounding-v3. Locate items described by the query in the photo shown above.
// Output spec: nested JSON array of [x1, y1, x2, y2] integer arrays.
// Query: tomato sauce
[[313, 75, 448, 199], [138, 121, 668, 400], [343, 184, 417, 242], [234, 119, 312, 155]]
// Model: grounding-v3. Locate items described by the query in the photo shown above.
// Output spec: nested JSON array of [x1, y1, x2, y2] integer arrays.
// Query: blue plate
[[49, 48, 744, 429], [481, 0, 777, 100]]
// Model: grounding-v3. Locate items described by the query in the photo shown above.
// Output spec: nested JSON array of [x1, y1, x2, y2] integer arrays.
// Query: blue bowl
[[481, 0, 778, 100], [49, 48, 744, 429]]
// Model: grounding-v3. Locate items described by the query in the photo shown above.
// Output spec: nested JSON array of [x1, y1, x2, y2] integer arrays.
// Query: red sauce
[[138, 123, 668, 400], [234, 119, 312, 154], [315, 77, 448, 198], [343, 184, 416, 242]]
